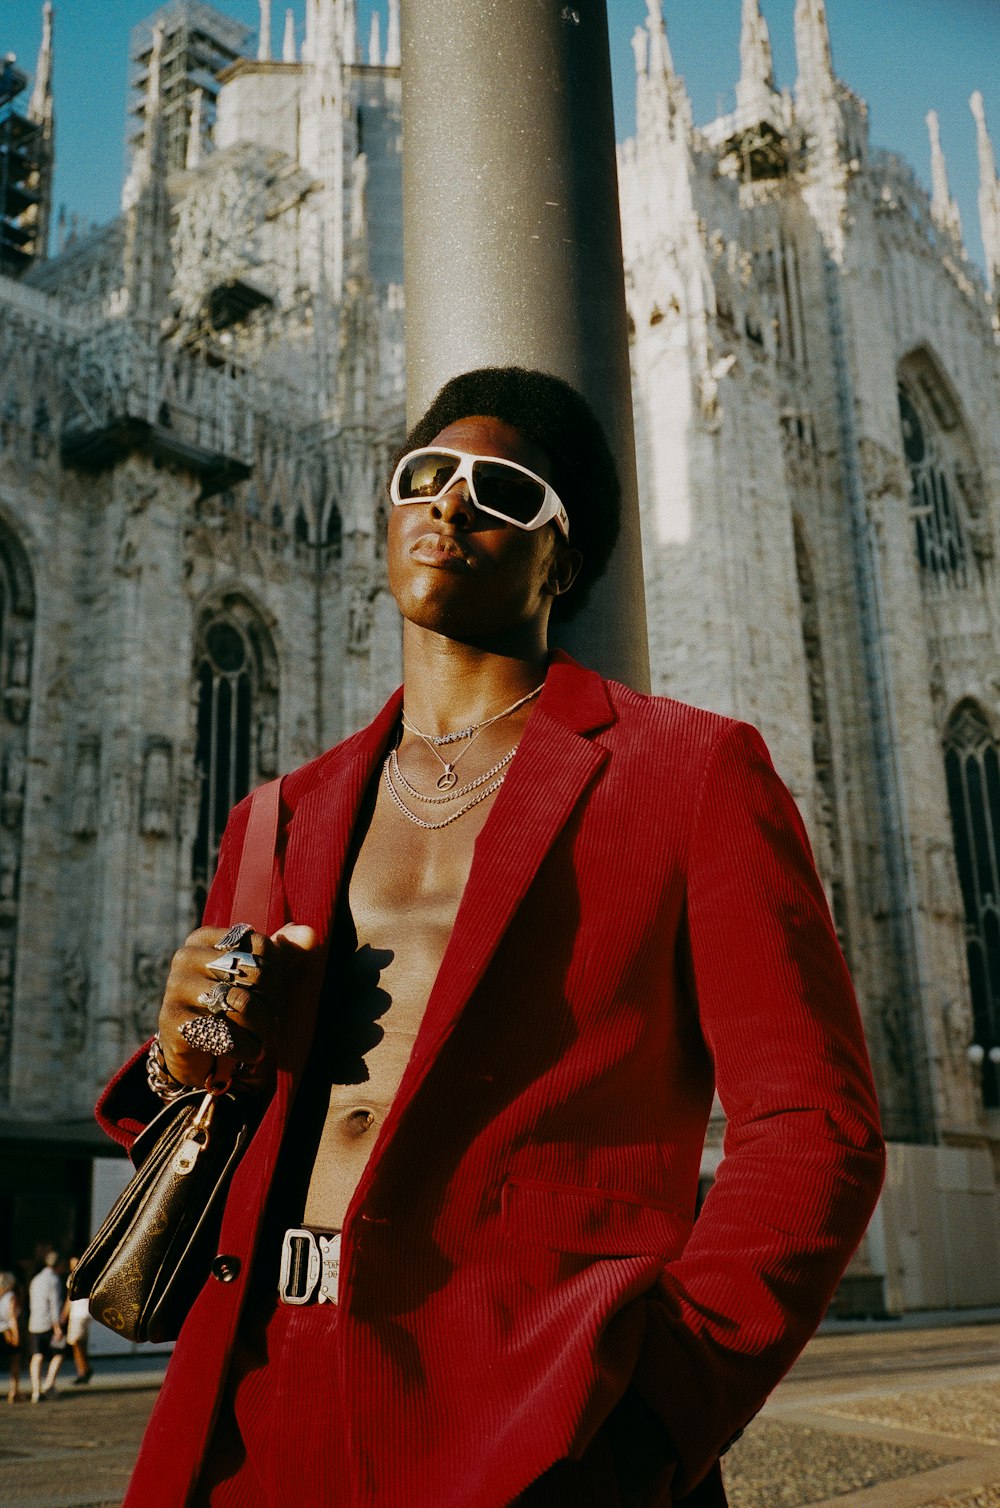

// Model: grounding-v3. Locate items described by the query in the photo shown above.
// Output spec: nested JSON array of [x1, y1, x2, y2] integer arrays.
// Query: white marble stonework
[[1, 0, 999, 1308]]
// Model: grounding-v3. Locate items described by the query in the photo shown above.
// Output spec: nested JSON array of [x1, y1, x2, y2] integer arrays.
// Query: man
[[27, 1250, 64, 1403], [98, 368, 884, 1506]]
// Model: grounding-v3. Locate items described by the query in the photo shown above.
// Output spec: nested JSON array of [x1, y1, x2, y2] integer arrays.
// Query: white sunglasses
[[390, 447, 570, 539]]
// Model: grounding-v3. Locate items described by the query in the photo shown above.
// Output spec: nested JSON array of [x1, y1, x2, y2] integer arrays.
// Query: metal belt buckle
[[278, 1228, 341, 1305], [317, 1233, 341, 1304]]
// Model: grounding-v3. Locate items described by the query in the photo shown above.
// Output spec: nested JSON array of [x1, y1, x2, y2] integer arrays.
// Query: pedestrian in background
[[0, 1271, 21, 1404], [63, 1258, 93, 1385], [27, 1251, 64, 1403]]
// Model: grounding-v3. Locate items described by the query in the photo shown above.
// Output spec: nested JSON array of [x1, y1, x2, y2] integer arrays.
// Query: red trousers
[[190, 1296, 689, 1507], [193, 1300, 351, 1506]]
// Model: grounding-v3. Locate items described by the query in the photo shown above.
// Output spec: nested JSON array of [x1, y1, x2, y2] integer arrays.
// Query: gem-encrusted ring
[[179, 1013, 239, 1057]]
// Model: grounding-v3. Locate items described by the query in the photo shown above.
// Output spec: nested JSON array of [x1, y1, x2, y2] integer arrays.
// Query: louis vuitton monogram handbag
[[68, 778, 281, 1345]]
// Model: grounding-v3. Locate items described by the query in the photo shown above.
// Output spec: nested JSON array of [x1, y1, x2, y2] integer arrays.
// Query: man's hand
[[158, 923, 318, 1090]]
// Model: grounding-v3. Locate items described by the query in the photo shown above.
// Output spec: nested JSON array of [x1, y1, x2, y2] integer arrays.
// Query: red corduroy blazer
[[97, 652, 885, 1508]]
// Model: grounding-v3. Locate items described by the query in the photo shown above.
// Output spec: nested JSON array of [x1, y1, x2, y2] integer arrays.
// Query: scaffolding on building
[[128, 1, 252, 178], [0, 55, 46, 278]]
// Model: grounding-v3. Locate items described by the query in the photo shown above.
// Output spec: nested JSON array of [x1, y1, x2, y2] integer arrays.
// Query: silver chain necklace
[[388, 742, 518, 805], [383, 753, 510, 829], [401, 682, 543, 791]]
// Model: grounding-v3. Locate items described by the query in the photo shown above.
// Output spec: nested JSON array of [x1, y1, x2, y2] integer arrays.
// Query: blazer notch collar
[[542, 650, 617, 737]]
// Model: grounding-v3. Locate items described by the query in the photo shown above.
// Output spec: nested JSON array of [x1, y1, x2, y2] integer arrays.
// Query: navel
[[341, 1106, 378, 1138]]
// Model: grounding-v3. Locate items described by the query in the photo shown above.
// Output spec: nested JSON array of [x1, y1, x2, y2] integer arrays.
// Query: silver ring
[[197, 981, 237, 1016], [206, 948, 262, 987], [215, 924, 255, 953]]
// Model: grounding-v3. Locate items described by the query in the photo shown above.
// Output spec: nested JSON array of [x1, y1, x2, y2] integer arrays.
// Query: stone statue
[[0, 831, 19, 909], [1, 743, 26, 829], [71, 739, 99, 837], [63, 949, 89, 1053], [141, 742, 172, 837], [258, 706, 279, 776]]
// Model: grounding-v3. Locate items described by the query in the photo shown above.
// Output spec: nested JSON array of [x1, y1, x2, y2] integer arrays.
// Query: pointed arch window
[[192, 599, 278, 919], [944, 703, 1000, 1108], [898, 384, 969, 589]]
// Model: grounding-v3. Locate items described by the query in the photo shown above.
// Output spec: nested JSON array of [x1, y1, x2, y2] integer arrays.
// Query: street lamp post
[[400, 0, 649, 690]]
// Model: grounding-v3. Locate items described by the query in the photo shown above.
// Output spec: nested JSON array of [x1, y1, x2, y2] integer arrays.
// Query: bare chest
[[301, 766, 500, 1228]]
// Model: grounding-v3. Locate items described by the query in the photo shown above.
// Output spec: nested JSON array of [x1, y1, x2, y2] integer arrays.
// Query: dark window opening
[[945, 705, 1000, 1108], [325, 502, 342, 556], [899, 384, 969, 589], [192, 614, 255, 921]]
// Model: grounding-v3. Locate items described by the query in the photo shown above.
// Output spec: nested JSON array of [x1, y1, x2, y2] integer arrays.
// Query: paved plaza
[[1, 1322, 998, 1507]]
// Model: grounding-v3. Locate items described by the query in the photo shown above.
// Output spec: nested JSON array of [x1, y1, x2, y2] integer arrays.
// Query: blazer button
[[211, 1254, 241, 1283]]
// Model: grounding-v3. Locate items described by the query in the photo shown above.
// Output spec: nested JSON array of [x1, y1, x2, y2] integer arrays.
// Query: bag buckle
[[278, 1228, 341, 1305]]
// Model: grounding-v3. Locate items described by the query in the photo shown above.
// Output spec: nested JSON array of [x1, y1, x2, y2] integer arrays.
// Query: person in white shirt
[[27, 1251, 64, 1403], [0, 1271, 21, 1403]]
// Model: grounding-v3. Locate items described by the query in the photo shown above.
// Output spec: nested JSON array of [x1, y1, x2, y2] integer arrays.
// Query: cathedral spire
[[645, 0, 674, 81], [794, 0, 836, 106], [282, 8, 296, 61], [369, 10, 382, 67], [926, 110, 962, 246], [302, 0, 318, 62], [343, 0, 357, 64], [28, 2, 54, 129], [638, 0, 691, 143], [144, 21, 167, 175], [124, 21, 173, 328], [27, 2, 54, 263], [971, 91, 1000, 291], [313, 0, 341, 67], [737, 0, 776, 115], [300, 0, 345, 298], [258, 0, 272, 61], [386, 0, 401, 67], [186, 86, 206, 169]]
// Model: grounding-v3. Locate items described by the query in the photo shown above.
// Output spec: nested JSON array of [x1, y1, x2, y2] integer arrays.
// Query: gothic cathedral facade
[[1, 0, 999, 1311]]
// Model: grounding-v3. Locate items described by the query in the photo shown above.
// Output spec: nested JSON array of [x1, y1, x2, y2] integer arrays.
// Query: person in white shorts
[[63, 1258, 92, 1385]]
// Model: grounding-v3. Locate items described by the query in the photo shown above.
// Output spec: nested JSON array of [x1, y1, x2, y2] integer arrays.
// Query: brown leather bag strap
[[230, 778, 283, 934]]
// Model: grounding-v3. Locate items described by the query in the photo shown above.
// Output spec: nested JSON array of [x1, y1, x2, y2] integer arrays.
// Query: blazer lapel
[[277, 689, 403, 1080], [396, 654, 616, 1100]]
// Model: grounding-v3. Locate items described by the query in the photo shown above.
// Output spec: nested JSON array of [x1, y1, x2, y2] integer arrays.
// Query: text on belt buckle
[[278, 1228, 341, 1305]]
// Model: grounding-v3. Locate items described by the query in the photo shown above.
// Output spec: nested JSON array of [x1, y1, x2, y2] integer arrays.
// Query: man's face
[[387, 415, 578, 643]]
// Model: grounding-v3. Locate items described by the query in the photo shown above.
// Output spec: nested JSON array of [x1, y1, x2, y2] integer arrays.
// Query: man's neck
[[400, 621, 550, 737]]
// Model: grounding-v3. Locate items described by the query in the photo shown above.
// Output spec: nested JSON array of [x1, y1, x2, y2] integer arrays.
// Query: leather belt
[[278, 1227, 341, 1305]]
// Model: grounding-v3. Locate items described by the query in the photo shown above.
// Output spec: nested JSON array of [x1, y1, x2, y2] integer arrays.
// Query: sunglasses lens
[[472, 460, 546, 525], [396, 452, 460, 500]]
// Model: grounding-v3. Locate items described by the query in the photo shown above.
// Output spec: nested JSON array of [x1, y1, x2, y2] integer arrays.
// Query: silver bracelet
[[146, 1035, 193, 1103]]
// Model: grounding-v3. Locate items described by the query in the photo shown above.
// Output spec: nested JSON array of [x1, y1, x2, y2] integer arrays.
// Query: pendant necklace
[[400, 681, 543, 792]]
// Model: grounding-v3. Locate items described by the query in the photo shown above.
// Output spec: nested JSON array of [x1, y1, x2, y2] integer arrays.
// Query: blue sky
[[4, 1, 999, 274]]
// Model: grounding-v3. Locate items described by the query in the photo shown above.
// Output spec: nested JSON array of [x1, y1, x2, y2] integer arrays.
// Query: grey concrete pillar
[[400, 0, 649, 690]]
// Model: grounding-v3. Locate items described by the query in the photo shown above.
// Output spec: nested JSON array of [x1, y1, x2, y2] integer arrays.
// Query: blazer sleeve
[[94, 798, 253, 1150], [631, 720, 885, 1491]]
